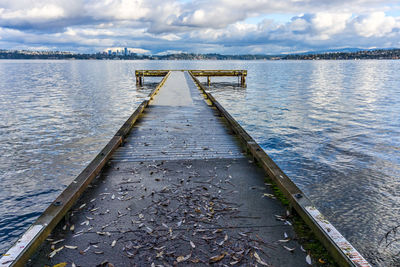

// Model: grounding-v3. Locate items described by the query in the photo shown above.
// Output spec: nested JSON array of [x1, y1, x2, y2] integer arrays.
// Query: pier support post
[[207, 76, 211, 86], [241, 74, 246, 87]]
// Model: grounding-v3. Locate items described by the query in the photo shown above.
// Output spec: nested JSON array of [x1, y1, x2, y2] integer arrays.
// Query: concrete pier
[[27, 71, 308, 266], [2, 70, 370, 267]]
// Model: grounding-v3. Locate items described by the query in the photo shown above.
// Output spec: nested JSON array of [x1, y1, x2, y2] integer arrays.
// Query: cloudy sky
[[0, 0, 400, 54]]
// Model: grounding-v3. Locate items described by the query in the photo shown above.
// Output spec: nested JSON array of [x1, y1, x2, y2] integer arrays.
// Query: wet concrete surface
[[28, 72, 308, 266]]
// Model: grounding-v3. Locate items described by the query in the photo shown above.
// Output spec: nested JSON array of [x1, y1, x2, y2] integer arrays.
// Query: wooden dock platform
[[135, 69, 247, 87], [1, 71, 370, 267]]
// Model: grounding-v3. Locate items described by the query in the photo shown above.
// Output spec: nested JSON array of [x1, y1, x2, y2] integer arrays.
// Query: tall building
[[108, 50, 112, 56]]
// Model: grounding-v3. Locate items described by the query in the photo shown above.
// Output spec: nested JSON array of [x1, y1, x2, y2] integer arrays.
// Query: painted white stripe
[[1, 225, 43, 267], [306, 206, 371, 267]]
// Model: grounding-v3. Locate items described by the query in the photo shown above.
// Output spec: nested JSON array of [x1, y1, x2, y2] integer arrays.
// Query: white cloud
[[290, 17, 309, 32], [85, 0, 151, 21], [0, 4, 65, 20], [157, 33, 181, 41], [353, 12, 400, 37], [0, 0, 399, 53], [311, 13, 351, 38]]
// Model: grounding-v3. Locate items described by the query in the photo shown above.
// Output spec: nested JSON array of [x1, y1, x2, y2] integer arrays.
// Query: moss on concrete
[[265, 177, 338, 267]]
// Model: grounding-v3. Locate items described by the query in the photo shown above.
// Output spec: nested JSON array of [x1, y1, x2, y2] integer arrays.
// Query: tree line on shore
[[1, 49, 399, 60]]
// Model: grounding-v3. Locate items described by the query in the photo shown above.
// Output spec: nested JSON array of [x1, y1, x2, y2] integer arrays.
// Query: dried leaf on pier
[[177, 253, 191, 262], [79, 246, 91, 255], [191, 258, 200, 263], [65, 245, 78, 249], [201, 235, 215, 241], [306, 254, 312, 265], [51, 239, 65, 245], [262, 193, 276, 199], [190, 240, 196, 248], [49, 246, 64, 258], [99, 260, 115, 267], [212, 229, 222, 234], [283, 232, 288, 239], [96, 231, 111, 236], [218, 235, 228, 246], [238, 232, 248, 237], [111, 240, 117, 247], [52, 262, 67, 267], [145, 226, 153, 233], [73, 230, 84, 238], [254, 252, 270, 266], [156, 251, 164, 258], [283, 246, 295, 252], [209, 252, 226, 263]]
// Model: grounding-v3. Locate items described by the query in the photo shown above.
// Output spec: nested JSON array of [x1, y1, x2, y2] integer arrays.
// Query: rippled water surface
[[0, 60, 399, 266], [208, 60, 400, 266]]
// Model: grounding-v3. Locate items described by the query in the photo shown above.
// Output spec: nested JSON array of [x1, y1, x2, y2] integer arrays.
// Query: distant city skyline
[[0, 0, 399, 54], [103, 47, 150, 55]]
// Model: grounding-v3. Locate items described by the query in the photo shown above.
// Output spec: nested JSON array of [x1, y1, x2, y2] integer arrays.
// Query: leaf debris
[[176, 254, 191, 263], [209, 252, 226, 263], [41, 161, 304, 266]]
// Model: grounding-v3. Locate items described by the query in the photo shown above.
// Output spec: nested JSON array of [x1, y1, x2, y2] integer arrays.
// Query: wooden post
[[136, 72, 143, 86], [207, 76, 211, 86], [241, 74, 246, 87]]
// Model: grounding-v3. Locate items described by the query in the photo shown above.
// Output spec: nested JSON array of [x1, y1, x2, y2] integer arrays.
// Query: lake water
[[0, 60, 399, 266]]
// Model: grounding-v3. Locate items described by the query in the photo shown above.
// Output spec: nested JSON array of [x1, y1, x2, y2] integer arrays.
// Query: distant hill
[[0, 48, 399, 60], [284, 48, 366, 55], [280, 48, 400, 60]]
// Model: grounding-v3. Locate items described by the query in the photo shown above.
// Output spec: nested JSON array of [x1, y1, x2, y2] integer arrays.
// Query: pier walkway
[[28, 71, 308, 266]]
